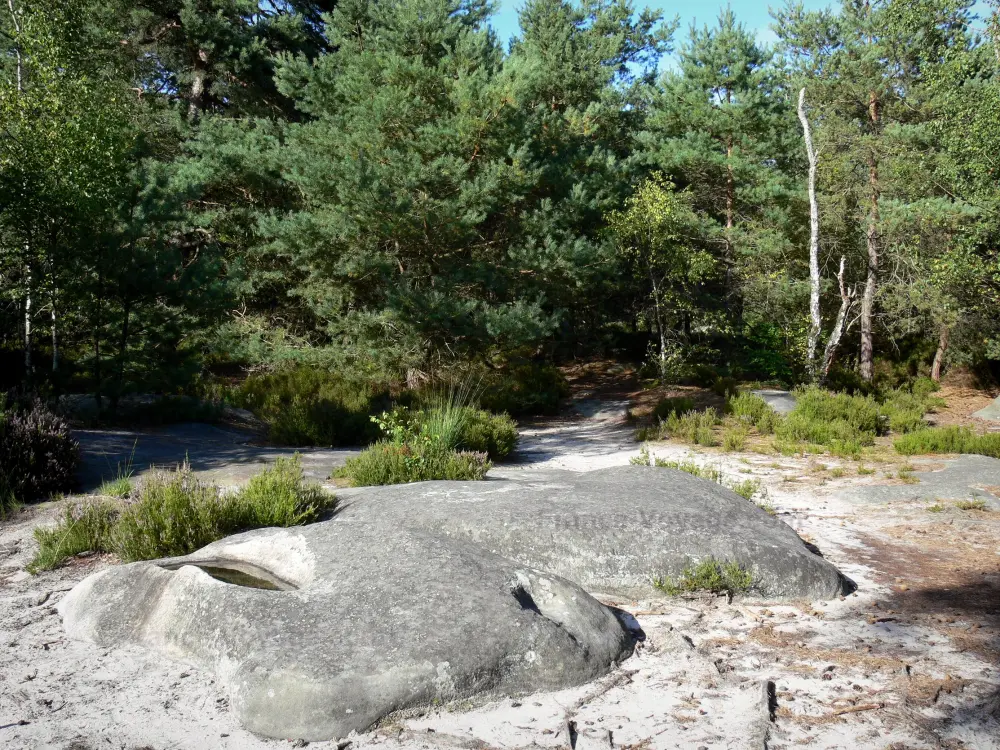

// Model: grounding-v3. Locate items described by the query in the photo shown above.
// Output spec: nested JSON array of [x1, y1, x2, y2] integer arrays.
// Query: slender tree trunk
[[114, 300, 132, 411], [859, 91, 881, 382], [23, 266, 31, 377], [7, 0, 21, 92], [931, 326, 950, 382], [798, 88, 822, 379], [724, 88, 735, 306], [820, 256, 855, 380], [50, 290, 58, 373], [649, 273, 668, 377]]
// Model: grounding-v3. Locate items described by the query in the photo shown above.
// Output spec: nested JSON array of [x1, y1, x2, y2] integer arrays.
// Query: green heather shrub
[[654, 558, 754, 597], [711, 376, 739, 399], [460, 410, 518, 460], [652, 396, 696, 421], [0, 399, 79, 503], [372, 402, 518, 461], [879, 388, 940, 434], [336, 442, 491, 486], [722, 424, 749, 452], [229, 366, 393, 446], [727, 392, 773, 427], [663, 408, 721, 446], [477, 363, 569, 417], [29, 457, 333, 571], [894, 427, 1000, 458], [792, 387, 882, 435]]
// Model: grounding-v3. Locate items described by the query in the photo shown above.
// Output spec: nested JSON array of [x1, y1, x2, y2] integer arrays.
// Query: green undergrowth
[[29, 456, 333, 572], [636, 407, 721, 446], [654, 558, 755, 597], [334, 386, 509, 486], [224, 366, 394, 446], [334, 442, 491, 486], [637, 379, 945, 460], [894, 426, 1000, 458]]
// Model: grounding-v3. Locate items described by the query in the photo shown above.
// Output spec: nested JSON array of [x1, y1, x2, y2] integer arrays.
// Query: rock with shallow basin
[[60, 521, 633, 740], [60, 466, 848, 740]]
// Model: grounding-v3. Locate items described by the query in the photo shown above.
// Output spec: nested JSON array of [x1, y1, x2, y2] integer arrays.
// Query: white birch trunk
[[798, 88, 822, 379]]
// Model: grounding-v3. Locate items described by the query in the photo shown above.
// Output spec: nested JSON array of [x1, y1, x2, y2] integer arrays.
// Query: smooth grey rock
[[836, 454, 1000, 508], [972, 395, 1000, 422], [334, 466, 848, 600], [60, 466, 846, 740], [750, 389, 797, 415], [60, 520, 632, 741]]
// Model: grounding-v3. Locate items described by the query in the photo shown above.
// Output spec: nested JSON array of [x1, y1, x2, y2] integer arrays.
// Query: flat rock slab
[[60, 522, 633, 741], [75, 424, 358, 490], [60, 466, 847, 740], [836, 454, 1000, 508], [972, 395, 1000, 422], [336, 466, 848, 600], [751, 389, 797, 415]]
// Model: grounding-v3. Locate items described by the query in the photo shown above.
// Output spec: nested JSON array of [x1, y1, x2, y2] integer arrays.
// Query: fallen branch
[[830, 702, 884, 716]]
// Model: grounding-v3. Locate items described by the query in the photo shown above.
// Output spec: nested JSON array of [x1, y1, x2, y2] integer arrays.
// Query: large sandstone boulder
[[60, 521, 633, 741], [60, 466, 847, 740], [337, 466, 849, 600]]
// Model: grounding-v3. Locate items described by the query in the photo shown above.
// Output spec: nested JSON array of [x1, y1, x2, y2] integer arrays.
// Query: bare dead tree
[[798, 87, 822, 379]]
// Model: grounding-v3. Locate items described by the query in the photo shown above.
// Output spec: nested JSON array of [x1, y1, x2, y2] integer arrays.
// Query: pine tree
[[639, 9, 802, 359], [775, 0, 978, 381]]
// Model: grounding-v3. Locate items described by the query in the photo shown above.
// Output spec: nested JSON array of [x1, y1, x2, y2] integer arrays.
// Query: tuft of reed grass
[[654, 558, 755, 597]]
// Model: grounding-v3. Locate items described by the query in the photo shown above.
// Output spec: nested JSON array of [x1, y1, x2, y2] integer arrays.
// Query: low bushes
[[29, 456, 333, 572], [894, 427, 1000, 458], [477, 362, 569, 417], [336, 392, 509, 486], [227, 366, 393, 446], [639, 407, 721, 446], [0, 398, 79, 504], [335, 442, 491, 486], [652, 396, 695, 421], [654, 558, 755, 597]]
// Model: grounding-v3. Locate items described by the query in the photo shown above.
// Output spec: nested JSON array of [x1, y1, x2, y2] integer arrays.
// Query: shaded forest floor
[[2, 365, 1000, 749]]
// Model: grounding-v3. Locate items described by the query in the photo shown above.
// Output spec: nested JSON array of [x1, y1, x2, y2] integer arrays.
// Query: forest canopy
[[2, 0, 999, 402]]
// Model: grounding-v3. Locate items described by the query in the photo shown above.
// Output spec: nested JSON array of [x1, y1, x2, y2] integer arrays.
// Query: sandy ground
[[3, 397, 1000, 750]]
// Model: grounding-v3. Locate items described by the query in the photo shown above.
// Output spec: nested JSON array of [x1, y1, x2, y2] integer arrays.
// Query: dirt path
[[2, 398, 1000, 749]]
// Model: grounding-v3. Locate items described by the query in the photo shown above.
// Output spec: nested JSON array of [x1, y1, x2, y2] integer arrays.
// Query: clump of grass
[[728, 478, 762, 501], [667, 408, 721, 446], [858, 465, 875, 475], [335, 442, 490, 486], [722, 424, 749, 452], [927, 503, 945, 513], [28, 457, 334, 572], [727, 392, 775, 428], [30, 501, 118, 572], [830, 467, 846, 478], [955, 498, 989, 511], [652, 396, 696, 422], [96, 476, 133, 499], [897, 469, 919, 485], [894, 427, 1000, 459], [654, 558, 755, 598]]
